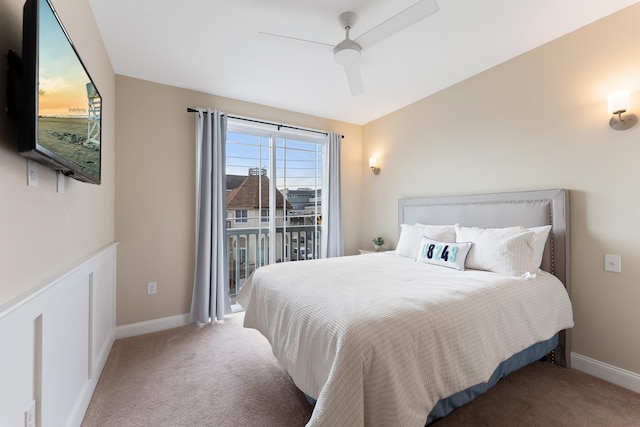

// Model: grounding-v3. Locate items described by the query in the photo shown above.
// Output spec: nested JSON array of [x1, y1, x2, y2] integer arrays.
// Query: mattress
[[237, 252, 574, 427]]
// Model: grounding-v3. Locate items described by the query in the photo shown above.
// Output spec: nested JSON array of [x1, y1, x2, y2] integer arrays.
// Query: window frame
[[226, 119, 325, 265]]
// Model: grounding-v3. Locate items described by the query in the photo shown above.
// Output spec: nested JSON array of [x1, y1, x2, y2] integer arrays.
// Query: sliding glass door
[[225, 119, 324, 295]]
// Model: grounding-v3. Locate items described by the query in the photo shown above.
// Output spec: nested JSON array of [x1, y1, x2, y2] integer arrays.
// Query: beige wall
[[362, 4, 640, 374], [0, 0, 115, 304], [114, 76, 362, 325]]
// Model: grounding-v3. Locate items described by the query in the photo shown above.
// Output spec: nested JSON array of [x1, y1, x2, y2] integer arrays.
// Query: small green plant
[[372, 236, 384, 246]]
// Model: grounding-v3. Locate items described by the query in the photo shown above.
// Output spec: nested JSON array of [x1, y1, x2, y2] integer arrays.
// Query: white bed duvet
[[237, 252, 574, 427]]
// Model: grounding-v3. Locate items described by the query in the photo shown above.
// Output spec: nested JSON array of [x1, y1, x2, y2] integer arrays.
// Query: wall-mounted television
[[9, 0, 102, 184]]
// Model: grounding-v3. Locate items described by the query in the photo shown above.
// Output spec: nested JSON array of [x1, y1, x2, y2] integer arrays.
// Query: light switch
[[604, 254, 621, 273]]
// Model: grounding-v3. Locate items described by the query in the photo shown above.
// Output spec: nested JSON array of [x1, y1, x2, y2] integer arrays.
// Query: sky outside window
[[226, 132, 322, 191]]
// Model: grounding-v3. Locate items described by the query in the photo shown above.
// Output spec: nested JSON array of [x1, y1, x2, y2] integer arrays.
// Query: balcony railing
[[227, 225, 321, 296]]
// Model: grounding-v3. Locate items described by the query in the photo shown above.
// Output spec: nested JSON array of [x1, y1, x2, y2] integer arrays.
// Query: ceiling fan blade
[[257, 32, 333, 52], [342, 61, 364, 96], [354, 0, 440, 49]]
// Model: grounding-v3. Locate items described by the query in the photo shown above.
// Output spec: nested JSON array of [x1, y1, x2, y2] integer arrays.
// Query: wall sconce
[[369, 157, 380, 175], [608, 91, 637, 131]]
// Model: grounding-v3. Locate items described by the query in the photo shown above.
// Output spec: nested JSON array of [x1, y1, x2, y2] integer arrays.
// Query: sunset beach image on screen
[[37, 0, 101, 181]]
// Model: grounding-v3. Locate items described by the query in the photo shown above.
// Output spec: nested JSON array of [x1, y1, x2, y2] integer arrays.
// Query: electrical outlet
[[604, 254, 622, 273], [147, 282, 157, 295], [25, 400, 35, 427]]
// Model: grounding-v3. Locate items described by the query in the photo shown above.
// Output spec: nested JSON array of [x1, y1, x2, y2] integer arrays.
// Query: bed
[[237, 189, 573, 426]]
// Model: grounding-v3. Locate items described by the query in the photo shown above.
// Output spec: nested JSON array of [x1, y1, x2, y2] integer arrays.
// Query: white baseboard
[[115, 306, 245, 340], [571, 352, 640, 394], [116, 313, 191, 339]]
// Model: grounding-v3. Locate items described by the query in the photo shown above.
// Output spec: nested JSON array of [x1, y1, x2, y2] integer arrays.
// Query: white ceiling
[[87, 0, 639, 125]]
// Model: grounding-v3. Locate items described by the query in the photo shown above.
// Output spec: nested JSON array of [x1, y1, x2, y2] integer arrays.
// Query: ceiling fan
[[258, 0, 440, 96]]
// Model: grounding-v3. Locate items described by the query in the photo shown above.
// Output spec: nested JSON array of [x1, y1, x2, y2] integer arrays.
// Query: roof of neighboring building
[[226, 175, 246, 191], [226, 175, 291, 209]]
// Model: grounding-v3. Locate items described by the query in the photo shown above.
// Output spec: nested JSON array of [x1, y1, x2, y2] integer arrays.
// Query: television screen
[[18, 0, 102, 184]]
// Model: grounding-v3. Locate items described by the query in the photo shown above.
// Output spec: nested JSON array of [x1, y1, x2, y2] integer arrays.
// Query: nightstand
[[359, 249, 388, 254]]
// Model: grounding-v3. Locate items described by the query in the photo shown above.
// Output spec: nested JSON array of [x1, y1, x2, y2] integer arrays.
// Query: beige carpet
[[432, 361, 640, 426], [83, 313, 640, 426], [82, 313, 312, 427]]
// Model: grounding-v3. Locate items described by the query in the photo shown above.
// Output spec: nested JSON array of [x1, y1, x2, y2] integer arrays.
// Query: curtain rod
[[187, 108, 343, 139]]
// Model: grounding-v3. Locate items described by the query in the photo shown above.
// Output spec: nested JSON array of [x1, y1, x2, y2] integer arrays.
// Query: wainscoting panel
[[0, 313, 38, 427], [0, 243, 117, 427]]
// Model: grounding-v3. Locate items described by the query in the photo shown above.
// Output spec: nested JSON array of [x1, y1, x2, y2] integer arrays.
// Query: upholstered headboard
[[398, 189, 570, 291], [398, 189, 571, 365]]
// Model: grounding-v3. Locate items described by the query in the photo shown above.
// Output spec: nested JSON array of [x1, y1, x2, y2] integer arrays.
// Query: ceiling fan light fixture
[[333, 40, 361, 66]]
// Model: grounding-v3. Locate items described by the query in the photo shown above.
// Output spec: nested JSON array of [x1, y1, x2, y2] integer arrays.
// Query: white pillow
[[415, 224, 457, 243], [529, 225, 552, 269], [455, 225, 536, 275], [416, 236, 472, 271], [396, 224, 456, 259]]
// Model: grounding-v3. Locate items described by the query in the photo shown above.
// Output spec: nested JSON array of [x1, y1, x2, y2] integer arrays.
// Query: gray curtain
[[322, 132, 344, 258], [189, 109, 231, 323]]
